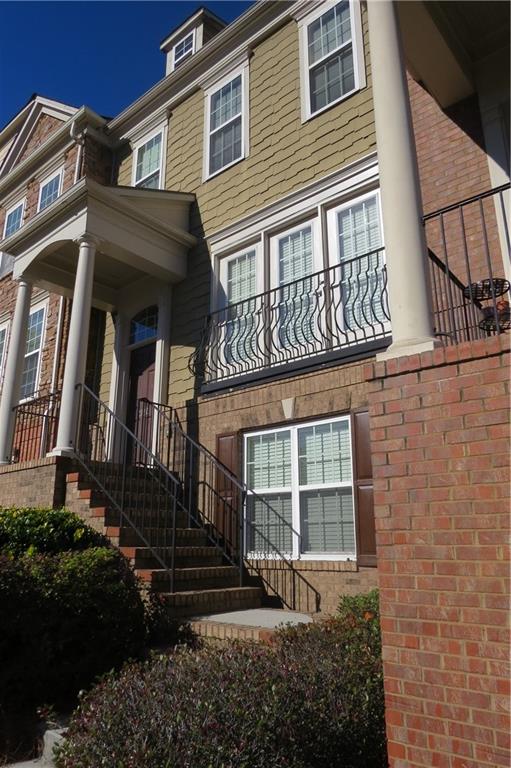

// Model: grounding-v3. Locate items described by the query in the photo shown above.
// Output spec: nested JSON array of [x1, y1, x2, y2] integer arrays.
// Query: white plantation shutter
[[279, 227, 313, 284], [227, 251, 256, 305], [300, 488, 355, 553], [298, 420, 351, 484], [247, 493, 293, 554], [338, 196, 382, 262], [278, 226, 315, 348], [246, 431, 291, 489]]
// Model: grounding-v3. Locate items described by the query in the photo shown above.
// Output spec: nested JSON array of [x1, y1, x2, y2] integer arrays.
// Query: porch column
[[53, 235, 98, 454], [367, 0, 439, 358], [0, 278, 33, 464]]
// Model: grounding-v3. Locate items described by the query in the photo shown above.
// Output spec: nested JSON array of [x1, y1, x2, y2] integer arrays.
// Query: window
[[129, 306, 158, 345], [327, 190, 388, 334], [205, 66, 248, 178], [133, 132, 163, 189], [299, 0, 365, 120], [173, 31, 194, 68], [244, 416, 355, 560], [0, 322, 8, 384], [221, 247, 260, 369], [4, 200, 24, 238], [38, 169, 62, 211], [20, 304, 46, 400]]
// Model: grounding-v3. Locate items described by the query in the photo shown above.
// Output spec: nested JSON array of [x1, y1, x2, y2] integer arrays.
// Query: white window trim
[[19, 299, 48, 403], [298, 0, 366, 123], [172, 29, 196, 70], [37, 167, 63, 212], [0, 319, 10, 389], [3, 198, 26, 239], [244, 414, 356, 562], [131, 124, 167, 190], [203, 62, 250, 181]]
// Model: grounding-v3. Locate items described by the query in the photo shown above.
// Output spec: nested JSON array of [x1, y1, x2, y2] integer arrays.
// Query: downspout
[[70, 119, 85, 183]]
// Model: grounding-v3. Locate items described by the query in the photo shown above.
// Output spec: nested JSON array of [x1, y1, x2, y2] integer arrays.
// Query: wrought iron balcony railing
[[190, 248, 391, 389]]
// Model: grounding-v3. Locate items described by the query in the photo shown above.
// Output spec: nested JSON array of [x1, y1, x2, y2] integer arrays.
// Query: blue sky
[[0, 1, 254, 129]]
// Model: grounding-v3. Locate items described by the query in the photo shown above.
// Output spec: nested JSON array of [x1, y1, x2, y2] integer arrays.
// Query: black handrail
[[151, 405, 321, 612], [75, 384, 244, 593]]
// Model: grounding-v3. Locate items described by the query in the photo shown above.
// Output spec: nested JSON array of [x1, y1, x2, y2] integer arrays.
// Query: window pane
[[174, 33, 193, 65], [209, 117, 242, 175], [135, 134, 162, 186], [298, 420, 351, 485], [246, 493, 293, 554], [39, 175, 60, 210], [20, 353, 39, 400], [279, 227, 313, 285], [0, 327, 6, 373], [246, 431, 291, 489], [210, 76, 242, 131], [309, 46, 354, 113], [225, 251, 258, 369], [25, 309, 44, 355], [300, 488, 355, 553], [337, 196, 386, 327], [130, 306, 158, 345], [278, 226, 315, 348], [5, 204, 23, 237], [308, 1, 351, 65]]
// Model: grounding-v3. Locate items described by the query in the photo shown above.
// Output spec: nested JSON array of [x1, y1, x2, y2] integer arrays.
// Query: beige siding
[[99, 313, 115, 405], [115, 11, 376, 407]]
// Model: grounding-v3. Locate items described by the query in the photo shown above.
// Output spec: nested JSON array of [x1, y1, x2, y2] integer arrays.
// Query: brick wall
[[365, 335, 510, 768], [82, 136, 113, 185], [408, 75, 504, 285], [0, 457, 68, 508], [17, 114, 63, 164]]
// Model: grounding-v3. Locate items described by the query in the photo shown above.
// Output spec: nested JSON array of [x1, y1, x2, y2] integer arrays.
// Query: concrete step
[[190, 608, 314, 643], [137, 565, 240, 591], [161, 586, 262, 617]]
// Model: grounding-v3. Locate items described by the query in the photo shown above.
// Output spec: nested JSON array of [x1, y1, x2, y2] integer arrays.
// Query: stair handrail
[[75, 384, 244, 593], [154, 404, 321, 612]]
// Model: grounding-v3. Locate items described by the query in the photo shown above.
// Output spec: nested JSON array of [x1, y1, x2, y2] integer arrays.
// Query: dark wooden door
[[126, 343, 156, 459]]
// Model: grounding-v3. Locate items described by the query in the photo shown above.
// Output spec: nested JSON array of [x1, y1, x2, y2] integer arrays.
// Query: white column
[[367, 0, 439, 359], [0, 278, 33, 464], [53, 236, 98, 455]]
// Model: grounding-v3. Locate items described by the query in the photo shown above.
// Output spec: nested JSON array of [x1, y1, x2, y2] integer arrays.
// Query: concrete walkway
[[192, 607, 313, 627]]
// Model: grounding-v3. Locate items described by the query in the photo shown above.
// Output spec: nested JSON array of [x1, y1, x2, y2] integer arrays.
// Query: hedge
[[0, 507, 108, 557]]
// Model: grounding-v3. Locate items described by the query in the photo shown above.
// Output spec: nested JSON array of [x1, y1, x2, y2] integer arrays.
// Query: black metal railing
[[133, 398, 174, 466], [190, 248, 390, 388], [11, 390, 61, 463], [151, 405, 320, 612], [424, 184, 510, 344], [75, 384, 243, 594]]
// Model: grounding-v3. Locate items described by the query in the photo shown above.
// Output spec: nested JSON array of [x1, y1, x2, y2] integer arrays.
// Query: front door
[[126, 342, 156, 459]]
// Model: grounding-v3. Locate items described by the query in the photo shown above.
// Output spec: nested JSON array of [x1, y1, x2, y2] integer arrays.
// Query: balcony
[[190, 248, 391, 391]]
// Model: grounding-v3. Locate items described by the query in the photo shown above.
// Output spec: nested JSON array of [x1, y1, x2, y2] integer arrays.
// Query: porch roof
[[0, 179, 197, 311]]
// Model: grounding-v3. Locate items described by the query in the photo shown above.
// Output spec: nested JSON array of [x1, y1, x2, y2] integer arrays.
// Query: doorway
[[126, 341, 156, 458]]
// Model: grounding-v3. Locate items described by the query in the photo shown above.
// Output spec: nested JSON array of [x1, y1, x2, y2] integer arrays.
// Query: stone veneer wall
[[365, 335, 510, 768]]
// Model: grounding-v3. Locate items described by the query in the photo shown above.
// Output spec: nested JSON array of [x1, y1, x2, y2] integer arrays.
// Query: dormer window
[[173, 31, 195, 69]]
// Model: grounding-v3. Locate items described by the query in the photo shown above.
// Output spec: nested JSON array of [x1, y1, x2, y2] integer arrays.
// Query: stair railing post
[[170, 482, 177, 594], [239, 487, 245, 587]]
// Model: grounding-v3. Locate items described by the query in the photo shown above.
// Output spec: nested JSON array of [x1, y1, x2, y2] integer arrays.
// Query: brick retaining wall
[[366, 335, 510, 768]]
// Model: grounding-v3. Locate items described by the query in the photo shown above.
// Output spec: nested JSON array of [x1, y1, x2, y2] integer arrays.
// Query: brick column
[[365, 336, 510, 768]]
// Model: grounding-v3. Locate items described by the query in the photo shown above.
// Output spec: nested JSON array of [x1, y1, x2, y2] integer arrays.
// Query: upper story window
[[0, 321, 8, 385], [205, 65, 249, 179], [133, 131, 164, 189], [173, 31, 194, 68], [38, 168, 63, 212], [4, 200, 25, 238], [20, 303, 46, 400], [299, 0, 365, 121]]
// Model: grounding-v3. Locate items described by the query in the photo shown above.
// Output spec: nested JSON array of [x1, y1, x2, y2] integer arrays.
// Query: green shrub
[[55, 592, 386, 768], [0, 507, 107, 557], [0, 548, 146, 713]]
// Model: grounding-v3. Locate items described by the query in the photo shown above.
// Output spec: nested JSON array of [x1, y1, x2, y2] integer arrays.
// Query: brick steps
[[136, 565, 240, 591], [65, 469, 262, 619], [190, 619, 276, 643]]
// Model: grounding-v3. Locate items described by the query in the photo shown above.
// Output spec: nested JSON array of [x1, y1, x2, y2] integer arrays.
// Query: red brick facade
[[366, 336, 510, 768]]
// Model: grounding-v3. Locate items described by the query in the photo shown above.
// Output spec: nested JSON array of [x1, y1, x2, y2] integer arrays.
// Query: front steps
[[65, 469, 263, 621]]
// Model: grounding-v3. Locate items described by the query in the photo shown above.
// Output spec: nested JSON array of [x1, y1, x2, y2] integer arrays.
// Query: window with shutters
[[244, 415, 355, 560], [298, 0, 366, 121]]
